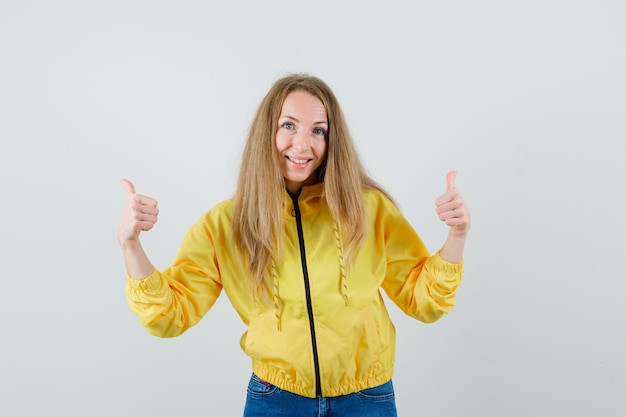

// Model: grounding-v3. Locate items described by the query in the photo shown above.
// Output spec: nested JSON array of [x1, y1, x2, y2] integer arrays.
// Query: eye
[[313, 128, 326, 136], [282, 122, 295, 130]]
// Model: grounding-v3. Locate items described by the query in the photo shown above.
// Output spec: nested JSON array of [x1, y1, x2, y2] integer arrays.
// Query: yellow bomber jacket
[[126, 183, 464, 398]]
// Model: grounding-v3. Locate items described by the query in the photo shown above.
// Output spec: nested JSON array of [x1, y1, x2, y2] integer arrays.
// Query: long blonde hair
[[233, 74, 392, 297]]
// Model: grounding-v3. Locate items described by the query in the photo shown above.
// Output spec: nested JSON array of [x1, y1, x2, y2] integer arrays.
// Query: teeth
[[289, 156, 309, 164]]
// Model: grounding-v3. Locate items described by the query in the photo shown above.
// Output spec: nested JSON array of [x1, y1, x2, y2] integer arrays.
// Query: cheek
[[275, 132, 289, 153], [316, 140, 328, 158]]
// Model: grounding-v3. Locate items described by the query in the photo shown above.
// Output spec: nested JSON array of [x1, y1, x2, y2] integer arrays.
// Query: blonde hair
[[233, 73, 392, 297]]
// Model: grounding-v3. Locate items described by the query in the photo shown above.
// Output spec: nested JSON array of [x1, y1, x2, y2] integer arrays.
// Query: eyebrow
[[279, 115, 328, 126]]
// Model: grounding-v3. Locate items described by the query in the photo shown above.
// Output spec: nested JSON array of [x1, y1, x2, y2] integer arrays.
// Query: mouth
[[286, 156, 312, 165]]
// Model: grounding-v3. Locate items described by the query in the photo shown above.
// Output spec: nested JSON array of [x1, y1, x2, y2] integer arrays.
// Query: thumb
[[120, 178, 136, 197], [446, 171, 457, 191]]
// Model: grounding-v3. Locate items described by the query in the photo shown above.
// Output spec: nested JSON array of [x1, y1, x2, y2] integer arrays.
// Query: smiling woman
[[118, 73, 470, 417], [275, 91, 328, 194]]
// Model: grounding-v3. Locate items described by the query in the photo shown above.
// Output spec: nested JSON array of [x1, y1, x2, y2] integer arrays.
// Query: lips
[[287, 156, 312, 164]]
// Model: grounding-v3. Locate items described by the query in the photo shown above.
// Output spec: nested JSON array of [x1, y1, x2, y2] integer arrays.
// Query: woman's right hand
[[117, 179, 159, 244]]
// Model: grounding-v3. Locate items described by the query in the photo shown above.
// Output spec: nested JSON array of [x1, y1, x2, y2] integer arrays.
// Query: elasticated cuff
[[126, 269, 163, 292]]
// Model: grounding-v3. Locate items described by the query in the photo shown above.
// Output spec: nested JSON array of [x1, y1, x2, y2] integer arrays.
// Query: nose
[[291, 127, 310, 151]]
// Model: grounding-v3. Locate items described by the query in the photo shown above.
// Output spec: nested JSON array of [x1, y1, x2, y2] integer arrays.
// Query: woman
[[118, 74, 470, 416]]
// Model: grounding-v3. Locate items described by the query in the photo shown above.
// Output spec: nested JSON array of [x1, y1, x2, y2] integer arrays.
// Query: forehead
[[280, 91, 327, 122]]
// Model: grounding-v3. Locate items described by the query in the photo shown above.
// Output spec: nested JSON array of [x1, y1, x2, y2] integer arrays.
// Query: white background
[[1, 0, 625, 416]]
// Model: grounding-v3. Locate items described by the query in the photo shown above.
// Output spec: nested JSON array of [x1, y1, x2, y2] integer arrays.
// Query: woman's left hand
[[435, 171, 470, 238]]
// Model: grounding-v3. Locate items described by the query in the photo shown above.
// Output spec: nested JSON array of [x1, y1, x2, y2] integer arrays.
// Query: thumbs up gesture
[[117, 179, 159, 243], [435, 171, 470, 237]]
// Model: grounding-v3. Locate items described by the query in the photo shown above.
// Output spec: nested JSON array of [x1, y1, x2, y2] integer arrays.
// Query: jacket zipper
[[291, 191, 322, 398]]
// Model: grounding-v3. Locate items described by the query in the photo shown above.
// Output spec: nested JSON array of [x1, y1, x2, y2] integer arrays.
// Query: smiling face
[[275, 90, 328, 195]]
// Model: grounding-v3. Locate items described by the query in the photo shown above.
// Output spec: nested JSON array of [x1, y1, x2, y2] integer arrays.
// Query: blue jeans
[[243, 373, 398, 417]]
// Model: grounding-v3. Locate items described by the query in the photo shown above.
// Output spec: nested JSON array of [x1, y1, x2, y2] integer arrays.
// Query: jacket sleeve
[[379, 199, 464, 323], [125, 216, 223, 337]]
